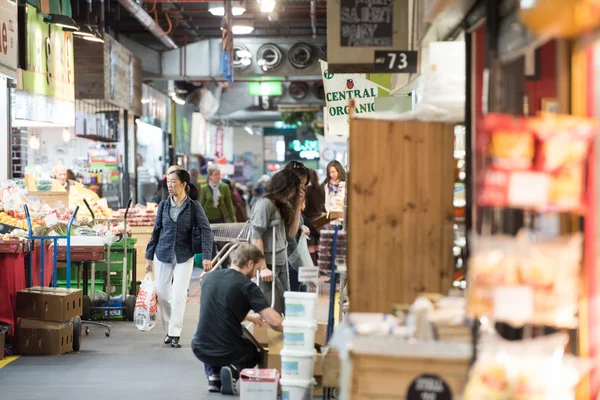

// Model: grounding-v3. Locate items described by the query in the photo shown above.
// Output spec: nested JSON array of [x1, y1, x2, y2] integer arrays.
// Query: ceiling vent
[[313, 82, 325, 100], [288, 43, 314, 69], [288, 82, 309, 100], [233, 44, 252, 70], [257, 43, 283, 71]]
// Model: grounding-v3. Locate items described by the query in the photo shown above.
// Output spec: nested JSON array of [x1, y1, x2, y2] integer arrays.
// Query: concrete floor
[[0, 269, 336, 400]]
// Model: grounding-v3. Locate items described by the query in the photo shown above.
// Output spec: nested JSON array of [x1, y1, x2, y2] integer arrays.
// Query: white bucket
[[280, 378, 316, 400], [284, 292, 317, 321], [280, 348, 316, 380], [283, 319, 317, 352]]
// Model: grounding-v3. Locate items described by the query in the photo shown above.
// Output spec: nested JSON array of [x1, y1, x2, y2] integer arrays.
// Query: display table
[[130, 226, 152, 282]]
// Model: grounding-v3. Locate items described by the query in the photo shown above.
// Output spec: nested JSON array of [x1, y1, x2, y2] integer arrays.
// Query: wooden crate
[[348, 118, 455, 311], [350, 353, 469, 399], [28, 191, 69, 209], [130, 226, 153, 282]]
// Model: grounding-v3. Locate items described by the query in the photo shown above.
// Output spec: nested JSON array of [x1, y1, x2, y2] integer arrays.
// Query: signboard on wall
[[141, 84, 169, 130], [104, 34, 142, 114], [320, 60, 379, 142], [0, 0, 17, 80], [327, 0, 409, 72], [20, 4, 74, 101]]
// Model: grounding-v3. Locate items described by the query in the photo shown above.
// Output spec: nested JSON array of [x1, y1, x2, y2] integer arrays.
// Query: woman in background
[[250, 170, 302, 313], [323, 160, 346, 224], [199, 166, 237, 224], [304, 169, 325, 221]]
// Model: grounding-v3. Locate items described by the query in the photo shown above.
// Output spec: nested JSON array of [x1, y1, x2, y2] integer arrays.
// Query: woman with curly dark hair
[[250, 169, 302, 314]]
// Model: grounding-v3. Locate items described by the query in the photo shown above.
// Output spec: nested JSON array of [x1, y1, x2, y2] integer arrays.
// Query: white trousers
[[153, 256, 194, 337]]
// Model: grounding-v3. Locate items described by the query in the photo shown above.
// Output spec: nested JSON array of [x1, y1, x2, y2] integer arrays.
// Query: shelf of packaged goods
[[75, 134, 120, 144]]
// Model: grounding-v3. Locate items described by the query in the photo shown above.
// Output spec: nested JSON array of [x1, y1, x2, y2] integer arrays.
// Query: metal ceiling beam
[[117, 0, 178, 49]]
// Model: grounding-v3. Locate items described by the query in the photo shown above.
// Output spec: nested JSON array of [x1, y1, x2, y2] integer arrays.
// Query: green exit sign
[[248, 81, 283, 96]]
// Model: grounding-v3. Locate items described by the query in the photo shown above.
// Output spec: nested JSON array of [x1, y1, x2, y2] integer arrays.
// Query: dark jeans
[[199, 341, 262, 378], [288, 265, 306, 292]]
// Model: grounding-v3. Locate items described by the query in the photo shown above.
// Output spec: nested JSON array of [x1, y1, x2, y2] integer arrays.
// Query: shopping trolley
[[210, 222, 252, 270], [208, 220, 285, 309]]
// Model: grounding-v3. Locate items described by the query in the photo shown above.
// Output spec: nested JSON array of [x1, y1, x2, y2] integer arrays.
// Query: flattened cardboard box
[[18, 319, 73, 355], [17, 287, 82, 322], [0, 332, 5, 360]]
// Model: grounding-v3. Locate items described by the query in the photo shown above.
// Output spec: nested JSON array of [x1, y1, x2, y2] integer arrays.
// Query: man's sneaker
[[207, 374, 221, 393], [220, 366, 239, 395]]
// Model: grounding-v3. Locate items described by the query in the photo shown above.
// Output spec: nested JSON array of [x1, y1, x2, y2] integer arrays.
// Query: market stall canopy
[[519, 0, 600, 38]]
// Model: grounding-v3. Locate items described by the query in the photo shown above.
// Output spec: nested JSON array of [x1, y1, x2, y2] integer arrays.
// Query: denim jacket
[[145, 199, 214, 264]]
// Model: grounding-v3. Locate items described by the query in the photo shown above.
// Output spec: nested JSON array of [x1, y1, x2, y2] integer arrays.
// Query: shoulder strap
[[190, 200, 197, 228]]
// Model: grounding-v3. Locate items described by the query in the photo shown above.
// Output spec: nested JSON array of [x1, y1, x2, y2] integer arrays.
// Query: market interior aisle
[[0, 270, 334, 400], [0, 272, 211, 400]]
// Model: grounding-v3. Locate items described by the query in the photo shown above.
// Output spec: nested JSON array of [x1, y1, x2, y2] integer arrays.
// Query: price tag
[[374, 50, 418, 73], [298, 267, 319, 283], [406, 374, 452, 400], [493, 286, 534, 324]]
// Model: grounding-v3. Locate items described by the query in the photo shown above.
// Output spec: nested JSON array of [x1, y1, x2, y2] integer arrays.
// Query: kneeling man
[[192, 243, 283, 395]]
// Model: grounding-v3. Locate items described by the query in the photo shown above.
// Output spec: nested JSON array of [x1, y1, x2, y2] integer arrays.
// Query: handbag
[[190, 200, 203, 254]]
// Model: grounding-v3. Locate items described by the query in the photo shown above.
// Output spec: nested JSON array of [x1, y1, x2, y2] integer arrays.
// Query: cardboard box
[[322, 348, 341, 387], [17, 319, 73, 355], [0, 332, 5, 360], [240, 369, 279, 400], [17, 287, 82, 322]]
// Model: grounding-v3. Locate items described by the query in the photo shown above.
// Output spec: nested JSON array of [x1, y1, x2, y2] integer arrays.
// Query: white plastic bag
[[134, 273, 158, 331]]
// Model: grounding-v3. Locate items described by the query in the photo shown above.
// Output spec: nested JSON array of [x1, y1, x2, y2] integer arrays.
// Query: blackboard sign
[[406, 374, 452, 400], [340, 0, 394, 47]]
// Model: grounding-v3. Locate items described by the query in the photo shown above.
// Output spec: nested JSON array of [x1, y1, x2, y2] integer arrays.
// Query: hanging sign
[[320, 60, 379, 142], [21, 4, 74, 101], [0, 0, 17, 80], [327, 0, 409, 72], [215, 126, 224, 158], [104, 34, 142, 112], [221, 0, 234, 83], [374, 50, 418, 73], [339, 0, 394, 47], [406, 374, 452, 400]]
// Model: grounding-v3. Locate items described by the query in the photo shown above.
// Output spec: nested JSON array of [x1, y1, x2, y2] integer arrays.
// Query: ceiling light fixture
[[73, 24, 95, 38], [208, 1, 246, 16], [259, 0, 276, 13], [232, 24, 254, 35], [83, 28, 104, 43], [43, 14, 80, 31]]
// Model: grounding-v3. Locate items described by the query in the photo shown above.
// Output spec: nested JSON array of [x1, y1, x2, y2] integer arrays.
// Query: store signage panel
[[339, 0, 393, 47], [21, 4, 74, 101], [320, 60, 379, 142], [141, 84, 169, 129], [104, 34, 141, 112], [0, 0, 17, 80], [373, 50, 418, 73], [327, 0, 409, 72], [14, 91, 74, 126]]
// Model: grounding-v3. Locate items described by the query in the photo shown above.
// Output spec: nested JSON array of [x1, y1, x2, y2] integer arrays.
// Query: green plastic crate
[[109, 237, 137, 249], [57, 279, 104, 293]]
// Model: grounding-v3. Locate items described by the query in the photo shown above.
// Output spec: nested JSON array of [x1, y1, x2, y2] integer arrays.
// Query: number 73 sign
[[373, 50, 418, 74]]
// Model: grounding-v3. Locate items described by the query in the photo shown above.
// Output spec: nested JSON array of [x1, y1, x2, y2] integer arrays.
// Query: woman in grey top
[[250, 170, 302, 314]]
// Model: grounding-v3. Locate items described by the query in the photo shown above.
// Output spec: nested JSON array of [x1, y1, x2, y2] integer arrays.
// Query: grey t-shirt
[[250, 198, 287, 265]]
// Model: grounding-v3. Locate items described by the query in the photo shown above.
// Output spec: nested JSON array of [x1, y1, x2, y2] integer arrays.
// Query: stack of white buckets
[[280, 290, 319, 400]]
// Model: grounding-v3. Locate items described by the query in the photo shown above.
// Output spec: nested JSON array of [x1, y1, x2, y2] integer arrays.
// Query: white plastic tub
[[284, 292, 317, 321], [283, 319, 317, 352], [280, 377, 316, 400], [280, 348, 317, 380]]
